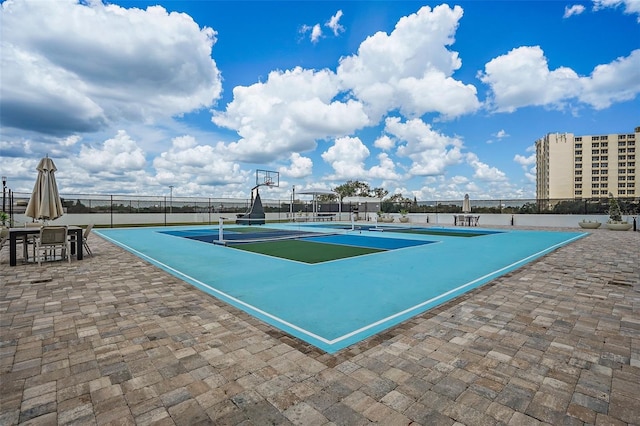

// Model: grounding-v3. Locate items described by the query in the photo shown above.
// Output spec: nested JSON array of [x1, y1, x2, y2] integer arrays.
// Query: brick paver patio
[[1, 226, 638, 425]]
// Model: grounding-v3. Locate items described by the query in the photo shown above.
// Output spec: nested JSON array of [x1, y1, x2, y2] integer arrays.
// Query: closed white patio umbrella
[[462, 193, 471, 213], [25, 156, 64, 222]]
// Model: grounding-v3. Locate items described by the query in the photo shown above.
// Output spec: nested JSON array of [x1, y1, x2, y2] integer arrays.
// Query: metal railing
[[6, 192, 639, 217]]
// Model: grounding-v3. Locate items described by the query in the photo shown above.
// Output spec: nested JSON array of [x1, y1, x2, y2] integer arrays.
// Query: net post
[[219, 216, 226, 243]]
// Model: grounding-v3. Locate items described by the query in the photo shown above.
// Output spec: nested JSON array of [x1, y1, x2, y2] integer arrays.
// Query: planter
[[605, 222, 632, 231], [399, 217, 409, 223], [578, 221, 601, 229]]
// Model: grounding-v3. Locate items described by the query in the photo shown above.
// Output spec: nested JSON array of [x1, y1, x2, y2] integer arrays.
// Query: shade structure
[[25, 156, 64, 222], [462, 194, 471, 213]]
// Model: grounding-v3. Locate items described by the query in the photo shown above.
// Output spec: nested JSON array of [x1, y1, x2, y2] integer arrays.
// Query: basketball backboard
[[256, 169, 279, 187]]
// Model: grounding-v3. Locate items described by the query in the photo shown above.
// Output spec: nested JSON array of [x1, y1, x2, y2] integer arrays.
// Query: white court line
[[97, 231, 587, 349]]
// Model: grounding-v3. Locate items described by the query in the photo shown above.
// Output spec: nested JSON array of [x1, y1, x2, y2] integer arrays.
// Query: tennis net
[[215, 220, 345, 245]]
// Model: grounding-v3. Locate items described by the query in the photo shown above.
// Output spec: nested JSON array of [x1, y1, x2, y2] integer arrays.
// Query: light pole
[[169, 185, 173, 214], [2, 176, 6, 213], [290, 185, 295, 217]]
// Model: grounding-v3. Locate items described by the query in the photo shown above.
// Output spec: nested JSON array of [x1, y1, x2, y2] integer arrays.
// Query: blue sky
[[1, 0, 639, 202]]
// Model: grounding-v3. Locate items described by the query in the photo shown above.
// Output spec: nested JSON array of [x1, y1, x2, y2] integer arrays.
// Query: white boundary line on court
[[97, 230, 587, 350], [97, 232, 335, 345]]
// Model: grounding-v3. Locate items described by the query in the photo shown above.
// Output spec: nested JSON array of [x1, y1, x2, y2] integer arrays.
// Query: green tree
[[316, 193, 337, 203], [372, 187, 389, 199], [333, 180, 388, 199]]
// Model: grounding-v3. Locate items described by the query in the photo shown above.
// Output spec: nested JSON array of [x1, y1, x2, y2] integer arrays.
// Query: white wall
[[11, 212, 637, 230]]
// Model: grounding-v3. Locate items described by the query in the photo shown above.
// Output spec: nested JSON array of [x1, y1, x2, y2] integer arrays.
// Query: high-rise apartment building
[[536, 127, 639, 200]]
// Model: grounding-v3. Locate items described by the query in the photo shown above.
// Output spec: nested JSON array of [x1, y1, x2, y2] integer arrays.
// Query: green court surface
[[231, 239, 384, 263]]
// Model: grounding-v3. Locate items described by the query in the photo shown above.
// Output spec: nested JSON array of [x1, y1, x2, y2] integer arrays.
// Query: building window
[[601, 149, 608, 154], [591, 163, 597, 168], [628, 148, 635, 153], [575, 183, 582, 188], [628, 134, 635, 139], [575, 170, 582, 175], [576, 163, 582, 168], [629, 190, 635, 195], [602, 142, 608, 147], [592, 183, 599, 188], [592, 156, 599, 161], [575, 156, 582, 162], [619, 135, 626, 139], [620, 155, 626, 160], [619, 141, 626, 146], [575, 150, 582, 155], [575, 190, 583, 195], [619, 148, 626, 154], [576, 137, 582, 142], [628, 183, 635, 187], [619, 190, 626, 195], [592, 137, 599, 141], [601, 163, 608, 168], [592, 176, 600, 181], [619, 176, 626, 180], [618, 183, 626, 188], [601, 136, 608, 140], [593, 170, 599, 174], [629, 168, 636, 173], [620, 169, 626, 174], [619, 162, 626, 168], [601, 156, 608, 160], [593, 149, 600, 154]]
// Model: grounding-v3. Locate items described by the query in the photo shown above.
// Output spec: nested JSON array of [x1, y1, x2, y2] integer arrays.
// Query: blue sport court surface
[[96, 224, 586, 353]]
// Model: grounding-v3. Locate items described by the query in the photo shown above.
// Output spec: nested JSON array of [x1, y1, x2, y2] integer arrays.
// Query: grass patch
[[230, 239, 385, 263]]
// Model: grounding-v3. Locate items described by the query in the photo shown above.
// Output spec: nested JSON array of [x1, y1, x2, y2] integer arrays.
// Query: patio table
[[8, 226, 83, 266]]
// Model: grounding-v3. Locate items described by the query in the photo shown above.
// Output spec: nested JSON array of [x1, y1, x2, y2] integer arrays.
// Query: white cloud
[[496, 129, 509, 139], [479, 46, 581, 112], [310, 24, 323, 43], [374, 135, 395, 151], [479, 46, 640, 112], [152, 135, 248, 189], [580, 49, 640, 109], [384, 117, 463, 176], [77, 130, 146, 174], [321, 136, 370, 179], [212, 67, 369, 163], [564, 4, 586, 18], [369, 153, 402, 180], [59, 135, 82, 147], [467, 153, 507, 181], [326, 10, 345, 36], [336, 4, 480, 121], [593, 0, 640, 21], [279, 153, 313, 178], [0, 0, 221, 136], [515, 145, 537, 183]]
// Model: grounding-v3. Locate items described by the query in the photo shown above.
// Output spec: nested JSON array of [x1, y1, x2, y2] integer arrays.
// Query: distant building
[[536, 127, 639, 200]]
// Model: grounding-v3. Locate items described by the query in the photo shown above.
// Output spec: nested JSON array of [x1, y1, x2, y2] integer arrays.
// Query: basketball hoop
[[256, 169, 279, 188]]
